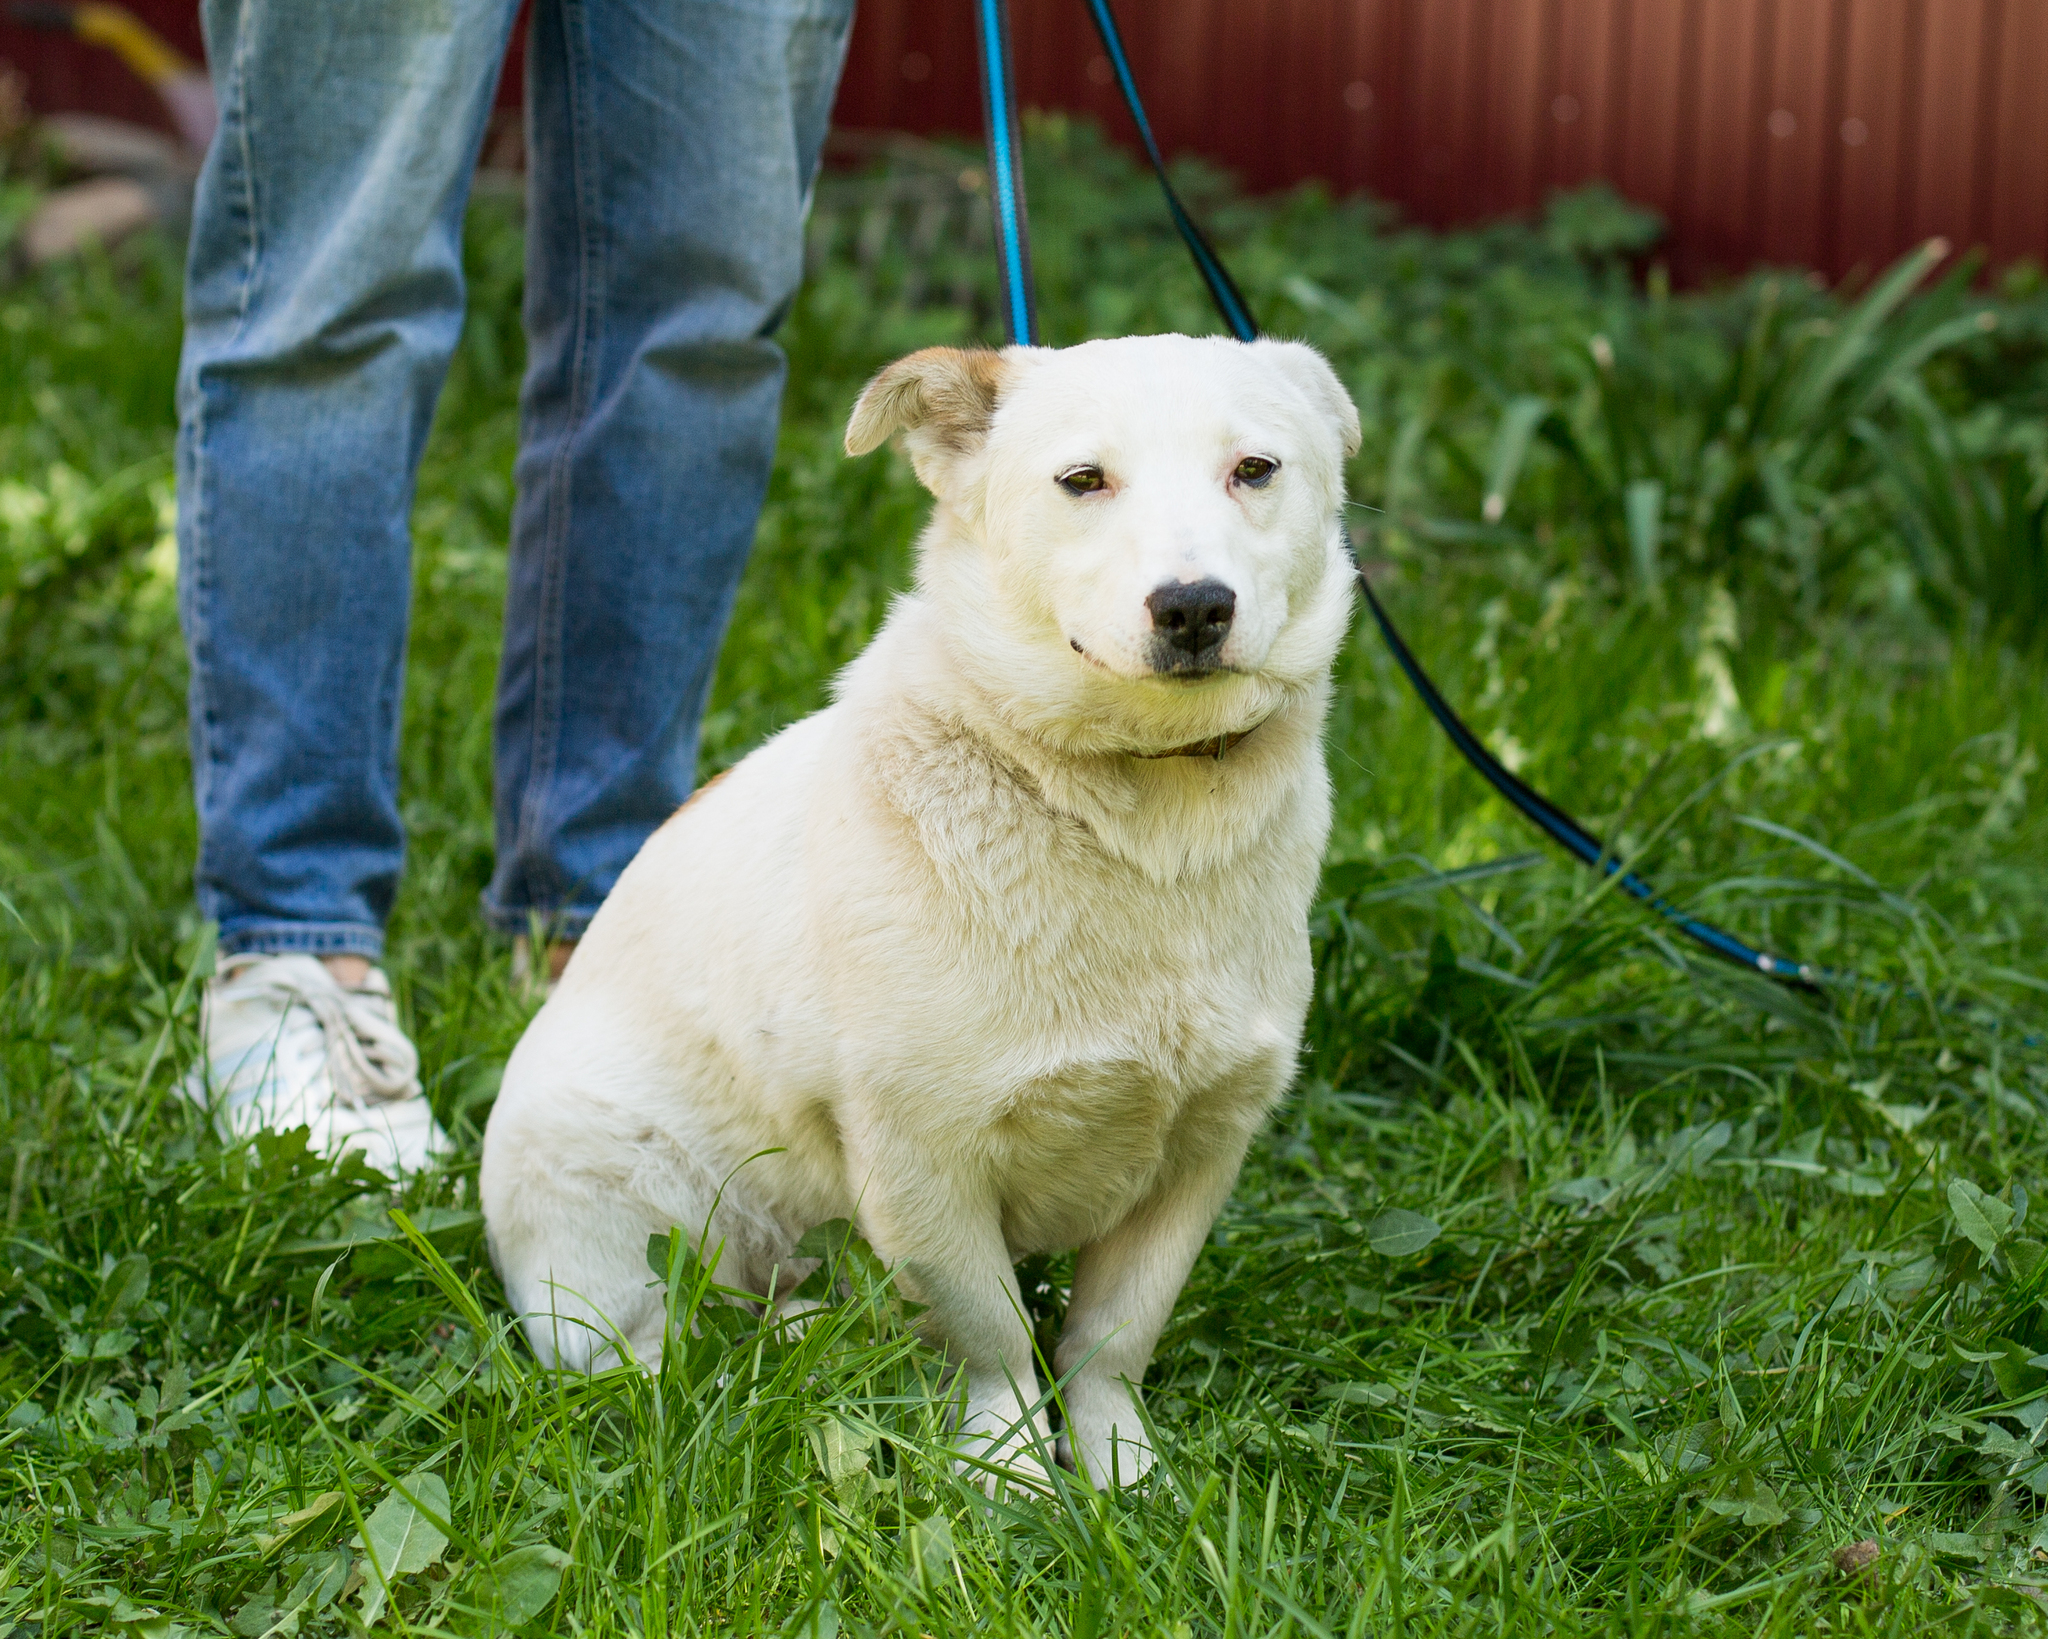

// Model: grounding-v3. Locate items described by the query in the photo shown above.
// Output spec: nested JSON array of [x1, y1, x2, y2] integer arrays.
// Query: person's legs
[[178, 0, 521, 963], [484, 0, 855, 939], [176, 0, 519, 1174]]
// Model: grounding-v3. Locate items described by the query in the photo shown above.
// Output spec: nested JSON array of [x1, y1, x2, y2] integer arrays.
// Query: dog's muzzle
[[1144, 578, 1235, 674]]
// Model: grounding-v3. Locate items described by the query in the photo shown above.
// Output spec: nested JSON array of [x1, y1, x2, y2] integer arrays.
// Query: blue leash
[[972, 0, 1036, 346], [972, 0, 1833, 998]]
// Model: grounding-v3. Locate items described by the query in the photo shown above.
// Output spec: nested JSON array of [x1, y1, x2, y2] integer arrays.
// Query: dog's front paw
[[954, 1400, 1057, 1497], [956, 1442, 1055, 1498], [1061, 1387, 1156, 1487]]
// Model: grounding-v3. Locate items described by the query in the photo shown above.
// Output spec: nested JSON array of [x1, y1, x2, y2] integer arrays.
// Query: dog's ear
[[1254, 340, 1361, 458], [844, 348, 1011, 475]]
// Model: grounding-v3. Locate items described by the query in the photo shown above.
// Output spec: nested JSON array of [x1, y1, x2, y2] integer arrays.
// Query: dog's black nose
[[1146, 578, 1236, 660]]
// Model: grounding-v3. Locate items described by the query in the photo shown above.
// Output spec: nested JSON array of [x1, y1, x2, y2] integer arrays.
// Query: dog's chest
[[927, 759, 1303, 1022], [851, 748, 1315, 1247], [975, 986, 1290, 1255]]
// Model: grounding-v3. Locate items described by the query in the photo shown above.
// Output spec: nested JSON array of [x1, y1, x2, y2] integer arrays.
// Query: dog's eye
[[1057, 465, 1107, 496], [1233, 456, 1279, 488]]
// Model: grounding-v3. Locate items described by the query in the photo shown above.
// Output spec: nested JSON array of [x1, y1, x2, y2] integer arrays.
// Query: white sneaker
[[178, 953, 453, 1179]]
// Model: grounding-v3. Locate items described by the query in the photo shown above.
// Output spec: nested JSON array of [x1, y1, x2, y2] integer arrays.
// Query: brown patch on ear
[[844, 348, 1008, 458]]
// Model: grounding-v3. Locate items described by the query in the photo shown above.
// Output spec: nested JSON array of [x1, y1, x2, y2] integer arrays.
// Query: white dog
[[480, 333, 1360, 1486]]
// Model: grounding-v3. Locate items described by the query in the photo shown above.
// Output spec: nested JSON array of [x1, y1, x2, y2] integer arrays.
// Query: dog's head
[[846, 334, 1360, 754]]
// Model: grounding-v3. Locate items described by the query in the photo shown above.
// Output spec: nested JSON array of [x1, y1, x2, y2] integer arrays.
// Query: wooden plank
[[1811, 0, 1854, 274], [1375, 0, 1427, 207], [1548, 0, 1628, 191], [1056, 0, 1148, 165], [1453, 0, 1497, 223], [1686, 0, 1769, 276], [1987, 0, 2048, 265], [1264, 0, 1317, 191], [824, 0, 896, 130], [1269, 0, 1329, 190], [1475, 0, 1553, 219], [1967, 0, 2009, 254], [1829, 0, 1915, 279], [1186, 0, 1275, 186], [1010, 0, 1068, 127], [1957, 0, 2007, 250], [1593, 0, 1635, 183], [1148, 0, 1218, 165], [1401, 0, 1489, 224], [1904, 0, 1990, 252], [1332, 0, 1399, 188], [835, 0, 979, 138], [1008, 0, 1057, 125], [1756, 0, 1837, 267], [1613, 0, 1698, 247]]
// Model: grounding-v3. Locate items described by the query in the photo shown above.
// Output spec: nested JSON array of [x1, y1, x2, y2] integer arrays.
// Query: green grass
[[3, 118, 2047, 1635]]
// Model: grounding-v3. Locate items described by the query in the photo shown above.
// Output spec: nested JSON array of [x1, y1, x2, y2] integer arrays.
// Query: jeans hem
[[478, 894, 598, 944], [216, 920, 386, 960]]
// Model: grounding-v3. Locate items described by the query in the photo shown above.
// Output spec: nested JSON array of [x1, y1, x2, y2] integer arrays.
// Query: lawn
[[3, 118, 2047, 1636]]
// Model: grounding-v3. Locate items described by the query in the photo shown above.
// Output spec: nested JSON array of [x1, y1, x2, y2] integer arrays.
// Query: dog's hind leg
[[482, 1132, 685, 1371], [490, 1209, 669, 1373], [481, 1062, 786, 1373], [487, 1158, 792, 1371]]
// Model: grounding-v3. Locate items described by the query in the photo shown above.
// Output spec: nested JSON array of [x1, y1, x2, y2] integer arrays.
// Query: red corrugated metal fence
[[4, 0, 2043, 282], [831, 0, 2048, 281]]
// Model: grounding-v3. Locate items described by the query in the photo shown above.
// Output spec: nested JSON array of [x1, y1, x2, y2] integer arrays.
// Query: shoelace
[[228, 965, 420, 1109]]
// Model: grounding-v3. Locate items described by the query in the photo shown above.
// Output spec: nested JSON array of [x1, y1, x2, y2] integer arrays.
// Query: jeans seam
[[227, 17, 261, 338], [186, 19, 262, 920], [515, 0, 605, 915]]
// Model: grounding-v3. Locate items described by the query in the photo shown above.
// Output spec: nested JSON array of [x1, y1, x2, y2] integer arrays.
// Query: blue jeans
[[177, 0, 853, 960]]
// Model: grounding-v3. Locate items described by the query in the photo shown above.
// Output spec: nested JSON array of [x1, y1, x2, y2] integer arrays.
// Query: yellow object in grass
[[71, 3, 194, 88]]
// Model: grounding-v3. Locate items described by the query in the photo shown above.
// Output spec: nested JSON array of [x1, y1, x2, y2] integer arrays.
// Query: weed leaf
[[254, 1490, 342, 1556], [98, 1251, 150, 1323], [477, 1543, 571, 1625], [1365, 1209, 1442, 1257], [1481, 395, 1549, 522], [1948, 1178, 2014, 1257], [354, 1470, 450, 1626]]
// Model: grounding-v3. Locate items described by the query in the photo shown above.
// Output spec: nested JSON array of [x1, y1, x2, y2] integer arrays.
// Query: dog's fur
[[480, 333, 1361, 1485]]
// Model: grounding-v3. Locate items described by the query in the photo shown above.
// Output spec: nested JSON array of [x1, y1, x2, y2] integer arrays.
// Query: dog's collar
[[1133, 718, 1268, 760]]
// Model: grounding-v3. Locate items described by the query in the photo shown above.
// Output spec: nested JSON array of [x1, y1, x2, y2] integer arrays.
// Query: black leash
[[971, 0, 1834, 997], [1075, 0, 1259, 344], [1353, 572, 1821, 992]]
